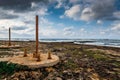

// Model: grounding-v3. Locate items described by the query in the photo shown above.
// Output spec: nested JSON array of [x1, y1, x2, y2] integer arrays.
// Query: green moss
[[84, 49, 95, 57], [0, 62, 16, 75], [113, 61, 120, 67], [64, 59, 79, 70], [83, 49, 108, 61], [93, 54, 108, 61], [0, 48, 11, 51], [0, 61, 28, 76]]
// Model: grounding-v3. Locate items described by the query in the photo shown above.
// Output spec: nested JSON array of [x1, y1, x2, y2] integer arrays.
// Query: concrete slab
[[0, 53, 59, 68]]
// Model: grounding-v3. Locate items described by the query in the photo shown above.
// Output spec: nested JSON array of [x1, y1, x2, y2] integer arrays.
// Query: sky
[[0, 0, 120, 39]]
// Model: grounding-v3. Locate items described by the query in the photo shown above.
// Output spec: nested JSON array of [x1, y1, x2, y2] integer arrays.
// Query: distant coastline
[[0, 38, 120, 48]]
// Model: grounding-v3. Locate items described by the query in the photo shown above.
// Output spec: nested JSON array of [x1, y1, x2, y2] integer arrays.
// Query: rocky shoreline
[[0, 41, 120, 80]]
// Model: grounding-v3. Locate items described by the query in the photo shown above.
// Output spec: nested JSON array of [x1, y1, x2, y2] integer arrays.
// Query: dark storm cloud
[[84, 0, 120, 20], [91, 0, 115, 20], [0, 8, 19, 19], [64, 0, 120, 21], [0, 12, 18, 19], [12, 26, 27, 30], [24, 20, 34, 24], [0, 0, 48, 12], [0, 0, 49, 19], [0, 14, 18, 19]]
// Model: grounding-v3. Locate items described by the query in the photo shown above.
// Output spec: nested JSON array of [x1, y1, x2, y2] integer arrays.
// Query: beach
[[0, 41, 120, 80]]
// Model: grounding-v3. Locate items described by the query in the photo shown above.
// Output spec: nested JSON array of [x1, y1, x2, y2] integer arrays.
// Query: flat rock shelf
[[0, 53, 59, 68], [0, 45, 21, 49]]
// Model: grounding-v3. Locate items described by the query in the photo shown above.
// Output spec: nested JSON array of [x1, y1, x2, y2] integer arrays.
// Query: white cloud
[[79, 28, 87, 36], [0, 19, 26, 28], [111, 23, 120, 31], [63, 31, 75, 36], [100, 31, 105, 35], [63, 0, 117, 22], [40, 28, 58, 37], [63, 27, 73, 31], [55, 0, 63, 8], [97, 20, 103, 24], [63, 27, 74, 36], [69, 0, 80, 4], [31, 2, 38, 8], [38, 8, 48, 16], [60, 15, 64, 19], [80, 7, 94, 21], [113, 11, 120, 19], [80, 28, 85, 32], [0, 3, 49, 38], [54, 0, 69, 9], [64, 5, 82, 20], [39, 17, 53, 25], [64, 5, 95, 21]]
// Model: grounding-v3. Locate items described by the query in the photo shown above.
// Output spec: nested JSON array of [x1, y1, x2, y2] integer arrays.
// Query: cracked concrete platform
[[0, 53, 59, 68]]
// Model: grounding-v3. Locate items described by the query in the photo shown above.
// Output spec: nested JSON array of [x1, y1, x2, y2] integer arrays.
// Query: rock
[[30, 71, 42, 79], [3, 78, 7, 80], [10, 71, 42, 80], [19, 73, 26, 80], [62, 70, 73, 79], [63, 70, 68, 74], [87, 68, 94, 72], [44, 73, 54, 80], [45, 67, 55, 72], [79, 76, 84, 80], [55, 77, 62, 80], [19, 75, 25, 80], [11, 73, 20, 78], [74, 70, 81, 74], [13, 78, 19, 80], [24, 71, 29, 78], [89, 73, 99, 80]]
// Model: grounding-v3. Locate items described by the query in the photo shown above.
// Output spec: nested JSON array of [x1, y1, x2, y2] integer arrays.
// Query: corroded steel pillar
[[36, 15, 39, 57], [8, 28, 11, 46]]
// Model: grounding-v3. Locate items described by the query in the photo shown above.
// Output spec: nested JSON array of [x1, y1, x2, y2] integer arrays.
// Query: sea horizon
[[0, 38, 120, 48]]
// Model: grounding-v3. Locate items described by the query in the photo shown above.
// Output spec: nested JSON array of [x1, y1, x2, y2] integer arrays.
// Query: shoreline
[[0, 39, 120, 48], [0, 40, 120, 49]]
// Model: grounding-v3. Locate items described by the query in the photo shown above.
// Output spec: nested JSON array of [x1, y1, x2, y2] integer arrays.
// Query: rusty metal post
[[48, 51, 52, 59], [37, 53, 41, 62], [8, 28, 11, 46], [23, 48, 27, 57], [35, 15, 39, 58]]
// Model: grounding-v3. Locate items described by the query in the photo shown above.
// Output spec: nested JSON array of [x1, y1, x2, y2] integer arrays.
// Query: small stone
[[13, 78, 19, 80], [19, 74, 25, 80], [63, 70, 72, 77], [89, 73, 99, 80], [31, 71, 42, 79], [46, 67, 55, 72], [56, 77, 62, 80], [11, 73, 20, 78], [3, 78, 7, 80], [63, 70, 68, 73], [74, 70, 81, 73], [87, 68, 93, 72]]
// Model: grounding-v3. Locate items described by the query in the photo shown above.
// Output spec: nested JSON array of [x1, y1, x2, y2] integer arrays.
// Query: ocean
[[0, 38, 120, 48]]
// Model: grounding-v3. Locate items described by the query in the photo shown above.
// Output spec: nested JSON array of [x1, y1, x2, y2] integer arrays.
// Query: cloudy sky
[[0, 0, 120, 39]]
